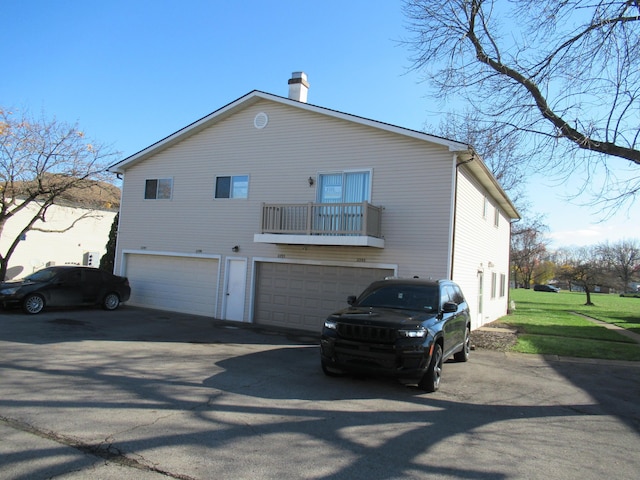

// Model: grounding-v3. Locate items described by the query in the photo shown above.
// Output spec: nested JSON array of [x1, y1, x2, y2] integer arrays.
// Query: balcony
[[254, 202, 384, 248]]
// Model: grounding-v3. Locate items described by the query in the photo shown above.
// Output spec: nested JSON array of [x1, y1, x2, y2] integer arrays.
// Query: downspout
[[448, 154, 458, 280]]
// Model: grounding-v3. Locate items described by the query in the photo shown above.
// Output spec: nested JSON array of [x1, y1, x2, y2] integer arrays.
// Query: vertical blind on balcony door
[[317, 171, 370, 234], [317, 171, 370, 203]]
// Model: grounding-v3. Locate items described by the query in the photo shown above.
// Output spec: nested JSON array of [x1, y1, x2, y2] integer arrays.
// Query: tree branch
[[465, 2, 640, 165]]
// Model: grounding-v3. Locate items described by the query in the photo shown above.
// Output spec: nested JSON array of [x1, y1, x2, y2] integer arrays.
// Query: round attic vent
[[254, 112, 269, 129]]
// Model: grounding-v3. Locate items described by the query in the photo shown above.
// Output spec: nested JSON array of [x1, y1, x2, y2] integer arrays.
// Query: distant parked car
[[533, 284, 559, 292], [320, 278, 471, 392], [0, 266, 131, 314], [620, 292, 640, 298]]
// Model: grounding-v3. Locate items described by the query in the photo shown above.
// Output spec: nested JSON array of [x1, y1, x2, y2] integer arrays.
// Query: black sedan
[[0, 266, 131, 314], [320, 278, 471, 392]]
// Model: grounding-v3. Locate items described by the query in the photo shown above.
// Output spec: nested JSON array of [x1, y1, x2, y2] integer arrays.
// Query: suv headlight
[[398, 328, 427, 338], [323, 319, 338, 330]]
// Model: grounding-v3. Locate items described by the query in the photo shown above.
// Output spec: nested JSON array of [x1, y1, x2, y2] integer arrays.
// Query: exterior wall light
[[232, 245, 239, 252]]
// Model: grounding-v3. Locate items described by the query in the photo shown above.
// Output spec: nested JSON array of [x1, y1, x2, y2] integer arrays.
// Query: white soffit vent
[[254, 112, 269, 129]]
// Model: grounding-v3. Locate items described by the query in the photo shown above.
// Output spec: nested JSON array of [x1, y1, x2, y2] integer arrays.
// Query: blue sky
[[3, 0, 638, 247]]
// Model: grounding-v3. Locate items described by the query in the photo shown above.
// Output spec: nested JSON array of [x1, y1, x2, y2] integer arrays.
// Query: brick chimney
[[288, 72, 309, 103]]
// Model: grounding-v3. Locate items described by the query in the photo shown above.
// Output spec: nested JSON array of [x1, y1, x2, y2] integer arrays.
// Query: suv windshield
[[357, 284, 439, 312]]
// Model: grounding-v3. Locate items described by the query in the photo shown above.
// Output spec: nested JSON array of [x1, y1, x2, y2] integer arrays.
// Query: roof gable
[[109, 91, 468, 173], [109, 90, 519, 219]]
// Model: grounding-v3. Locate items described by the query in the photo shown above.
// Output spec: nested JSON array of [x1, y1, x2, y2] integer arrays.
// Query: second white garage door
[[254, 262, 394, 332], [125, 254, 219, 317]]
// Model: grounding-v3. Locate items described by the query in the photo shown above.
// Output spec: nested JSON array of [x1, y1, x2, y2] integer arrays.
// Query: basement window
[[215, 175, 249, 199], [144, 178, 173, 199]]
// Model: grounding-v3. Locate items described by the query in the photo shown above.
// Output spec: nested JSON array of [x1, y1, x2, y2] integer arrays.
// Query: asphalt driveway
[[1, 305, 639, 479]]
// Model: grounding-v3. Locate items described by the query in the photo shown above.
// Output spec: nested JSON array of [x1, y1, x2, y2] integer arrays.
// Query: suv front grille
[[337, 323, 397, 343]]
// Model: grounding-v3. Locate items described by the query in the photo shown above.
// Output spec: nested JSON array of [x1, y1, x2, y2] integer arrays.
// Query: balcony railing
[[260, 202, 383, 238]]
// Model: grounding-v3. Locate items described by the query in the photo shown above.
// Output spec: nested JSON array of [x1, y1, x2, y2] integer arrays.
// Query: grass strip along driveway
[[495, 289, 640, 361]]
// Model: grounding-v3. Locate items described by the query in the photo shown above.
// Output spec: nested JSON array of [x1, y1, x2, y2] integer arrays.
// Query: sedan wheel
[[102, 293, 120, 310], [419, 343, 443, 393], [23, 294, 45, 314]]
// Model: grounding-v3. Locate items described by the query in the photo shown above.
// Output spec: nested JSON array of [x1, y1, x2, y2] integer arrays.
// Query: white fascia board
[[108, 92, 266, 174], [254, 233, 385, 248], [258, 92, 469, 152]]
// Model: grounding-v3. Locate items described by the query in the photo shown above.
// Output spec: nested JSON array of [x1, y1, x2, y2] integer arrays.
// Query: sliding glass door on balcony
[[317, 171, 370, 233]]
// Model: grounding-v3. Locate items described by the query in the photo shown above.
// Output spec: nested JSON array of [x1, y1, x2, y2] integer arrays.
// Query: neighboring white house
[[109, 72, 520, 332], [1, 202, 117, 280]]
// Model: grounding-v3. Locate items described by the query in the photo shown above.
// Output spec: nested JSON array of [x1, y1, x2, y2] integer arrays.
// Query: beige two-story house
[[109, 72, 519, 332]]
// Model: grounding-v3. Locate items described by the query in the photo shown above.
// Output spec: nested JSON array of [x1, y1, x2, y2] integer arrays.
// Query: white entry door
[[224, 258, 247, 321], [477, 271, 484, 329]]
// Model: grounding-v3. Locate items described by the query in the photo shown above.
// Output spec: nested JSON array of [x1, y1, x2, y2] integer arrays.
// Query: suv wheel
[[419, 343, 442, 392], [321, 361, 343, 377], [454, 326, 471, 362]]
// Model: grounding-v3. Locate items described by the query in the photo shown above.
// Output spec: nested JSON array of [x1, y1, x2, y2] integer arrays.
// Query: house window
[[317, 171, 371, 203], [500, 273, 506, 297], [483, 197, 489, 219], [145, 178, 173, 199], [491, 272, 497, 299], [215, 175, 249, 199], [494, 206, 500, 227]]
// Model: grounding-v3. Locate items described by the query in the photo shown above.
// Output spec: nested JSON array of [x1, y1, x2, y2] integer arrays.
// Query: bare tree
[[597, 239, 640, 291], [510, 217, 549, 288], [404, 0, 640, 209], [557, 246, 610, 306], [0, 108, 119, 280], [437, 111, 529, 208]]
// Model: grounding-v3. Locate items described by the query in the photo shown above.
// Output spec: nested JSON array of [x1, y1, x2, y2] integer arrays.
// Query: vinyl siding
[[115, 98, 509, 325], [452, 166, 512, 328]]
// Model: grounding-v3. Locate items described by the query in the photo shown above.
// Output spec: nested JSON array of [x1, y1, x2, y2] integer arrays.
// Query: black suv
[[320, 278, 471, 392]]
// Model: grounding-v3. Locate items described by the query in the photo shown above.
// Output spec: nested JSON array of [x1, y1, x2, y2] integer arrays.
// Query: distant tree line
[[511, 221, 640, 305]]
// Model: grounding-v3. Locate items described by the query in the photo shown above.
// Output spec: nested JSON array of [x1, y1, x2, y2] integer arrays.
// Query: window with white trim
[[315, 170, 372, 234], [317, 170, 371, 203], [144, 178, 173, 199], [215, 175, 249, 199]]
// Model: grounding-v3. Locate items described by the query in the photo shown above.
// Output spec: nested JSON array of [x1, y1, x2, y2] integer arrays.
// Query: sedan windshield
[[357, 285, 439, 312]]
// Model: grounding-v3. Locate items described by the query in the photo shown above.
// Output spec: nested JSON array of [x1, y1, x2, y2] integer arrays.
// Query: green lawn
[[495, 289, 640, 361]]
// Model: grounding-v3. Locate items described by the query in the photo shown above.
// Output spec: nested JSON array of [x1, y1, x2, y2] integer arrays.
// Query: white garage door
[[255, 263, 394, 332], [125, 254, 219, 317]]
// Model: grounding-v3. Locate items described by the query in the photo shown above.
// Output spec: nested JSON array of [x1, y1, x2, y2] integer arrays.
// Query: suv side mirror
[[442, 301, 458, 313], [347, 295, 357, 305]]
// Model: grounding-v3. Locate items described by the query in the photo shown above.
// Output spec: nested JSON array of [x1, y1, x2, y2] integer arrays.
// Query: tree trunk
[[584, 288, 594, 306]]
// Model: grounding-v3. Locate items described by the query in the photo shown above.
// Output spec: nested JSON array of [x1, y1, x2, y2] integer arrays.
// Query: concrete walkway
[[572, 311, 640, 344]]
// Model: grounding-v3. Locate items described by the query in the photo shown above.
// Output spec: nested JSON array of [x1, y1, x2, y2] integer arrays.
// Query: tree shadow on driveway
[[1, 307, 639, 479]]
